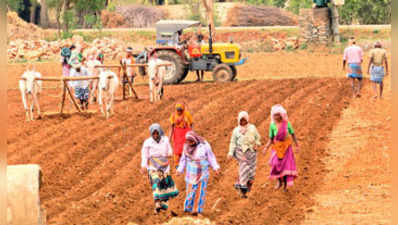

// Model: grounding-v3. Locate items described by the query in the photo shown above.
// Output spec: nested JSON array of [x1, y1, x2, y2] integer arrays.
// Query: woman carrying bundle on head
[[228, 111, 261, 198], [169, 103, 193, 168], [141, 124, 179, 214], [176, 131, 220, 215], [263, 104, 300, 192]]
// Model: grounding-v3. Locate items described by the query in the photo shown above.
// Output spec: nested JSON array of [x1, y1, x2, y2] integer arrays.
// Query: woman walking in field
[[141, 123, 179, 213], [228, 111, 261, 198], [263, 104, 300, 191], [177, 131, 220, 215], [169, 103, 193, 168]]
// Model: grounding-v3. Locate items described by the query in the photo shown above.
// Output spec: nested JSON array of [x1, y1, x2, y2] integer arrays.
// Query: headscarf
[[126, 47, 132, 52], [374, 41, 382, 48], [238, 111, 249, 134], [170, 102, 193, 128], [175, 103, 185, 111], [149, 123, 164, 142], [184, 131, 205, 157], [270, 104, 288, 123]]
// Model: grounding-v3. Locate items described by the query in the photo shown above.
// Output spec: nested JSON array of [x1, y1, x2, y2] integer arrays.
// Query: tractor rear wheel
[[212, 64, 234, 82], [178, 68, 189, 83], [156, 50, 186, 84]]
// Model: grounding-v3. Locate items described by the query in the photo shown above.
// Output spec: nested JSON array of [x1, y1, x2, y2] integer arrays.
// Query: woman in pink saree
[[263, 104, 300, 191]]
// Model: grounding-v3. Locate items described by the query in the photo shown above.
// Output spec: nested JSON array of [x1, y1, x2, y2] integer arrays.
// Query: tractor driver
[[120, 47, 137, 97], [177, 30, 183, 44], [313, 0, 330, 8], [172, 30, 184, 47]]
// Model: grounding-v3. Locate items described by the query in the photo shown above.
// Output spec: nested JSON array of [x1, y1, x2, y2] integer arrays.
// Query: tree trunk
[[40, 0, 50, 28], [331, 3, 340, 43], [201, 0, 215, 41], [62, 0, 67, 33], [56, 1, 62, 37], [62, 0, 71, 34], [30, 2, 36, 23]]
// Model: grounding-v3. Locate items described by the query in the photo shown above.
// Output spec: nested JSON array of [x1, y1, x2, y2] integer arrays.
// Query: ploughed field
[[7, 70, 352, 224]]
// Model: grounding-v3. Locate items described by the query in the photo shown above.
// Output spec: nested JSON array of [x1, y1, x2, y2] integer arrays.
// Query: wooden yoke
[[94, 63, 171, 100], [22, 76, 114, 114]]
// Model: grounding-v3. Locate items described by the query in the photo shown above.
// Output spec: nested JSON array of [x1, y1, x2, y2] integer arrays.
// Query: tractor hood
[[201, 43, 243, 64], [201, 43, 241, 53]]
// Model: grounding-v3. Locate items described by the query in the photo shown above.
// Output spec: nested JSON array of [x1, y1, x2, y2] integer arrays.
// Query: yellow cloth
[[170, 104, 193, 128], [273, 136, 292, 159], [369, 48, 387, 66]]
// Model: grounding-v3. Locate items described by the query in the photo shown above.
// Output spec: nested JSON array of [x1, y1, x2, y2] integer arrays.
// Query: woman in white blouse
[[228, 111, 261, 198], [141, 123, 179, 213]]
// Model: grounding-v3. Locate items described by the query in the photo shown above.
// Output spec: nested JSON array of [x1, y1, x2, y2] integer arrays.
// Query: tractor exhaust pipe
[[208, 24, 213, 54]]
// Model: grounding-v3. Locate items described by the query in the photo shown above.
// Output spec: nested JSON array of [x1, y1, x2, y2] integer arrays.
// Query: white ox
[[98, 70, 119, 119], [148, 58, 168, 103], [19, 69, 42, 121]]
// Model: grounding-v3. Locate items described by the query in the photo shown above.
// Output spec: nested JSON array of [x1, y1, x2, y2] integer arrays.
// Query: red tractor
[[135, 20, 247, 84]]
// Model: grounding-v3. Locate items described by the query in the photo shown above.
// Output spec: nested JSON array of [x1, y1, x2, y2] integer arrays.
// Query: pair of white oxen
[[19, 67, 119, 121]]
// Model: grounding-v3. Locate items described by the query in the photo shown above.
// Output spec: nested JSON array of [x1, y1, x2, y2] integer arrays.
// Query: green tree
[[7, 0, 25, 12], [286, 0, 312, 14], [339, 0, 391, 24], [272, 0, 287, 7], [46, 0, 106, 37], [74, 0, 106, 28]]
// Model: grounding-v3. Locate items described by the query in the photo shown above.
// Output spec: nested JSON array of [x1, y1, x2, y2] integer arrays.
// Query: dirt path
[[302, 77, 392, 225]]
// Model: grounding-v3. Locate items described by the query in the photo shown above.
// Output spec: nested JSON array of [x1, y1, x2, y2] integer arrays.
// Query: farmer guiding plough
[[19, 59, 172, 120], [120, 47, 139, 99]]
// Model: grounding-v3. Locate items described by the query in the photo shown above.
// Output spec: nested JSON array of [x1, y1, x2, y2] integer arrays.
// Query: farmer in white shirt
[[70, 60, 90, 110]]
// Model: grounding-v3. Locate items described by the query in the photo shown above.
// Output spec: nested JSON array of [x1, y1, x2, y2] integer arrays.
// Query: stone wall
[[299, 8, 331, 44]]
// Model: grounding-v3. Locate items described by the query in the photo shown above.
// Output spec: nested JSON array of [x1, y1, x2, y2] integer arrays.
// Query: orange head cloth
[[175, 103, 185, 112]]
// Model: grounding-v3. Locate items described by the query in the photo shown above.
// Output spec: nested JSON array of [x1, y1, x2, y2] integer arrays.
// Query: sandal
[[154, 202, 161, 214]]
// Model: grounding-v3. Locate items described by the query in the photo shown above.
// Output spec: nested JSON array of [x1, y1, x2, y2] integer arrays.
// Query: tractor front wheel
[[212, 64, 234, 82], [230, 65, 237, 80]]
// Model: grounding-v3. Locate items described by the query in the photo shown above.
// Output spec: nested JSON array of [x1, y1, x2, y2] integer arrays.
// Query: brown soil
[[7, 11, 50, 41], [225, 5, 298, 27], [7, 52, 391, 225], [302, 77, 392, 225]]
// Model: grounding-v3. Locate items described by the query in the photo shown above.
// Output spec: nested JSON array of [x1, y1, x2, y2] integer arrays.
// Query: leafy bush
[[300, 43, 308, 50]]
